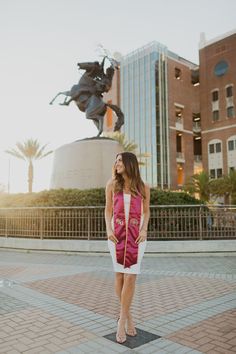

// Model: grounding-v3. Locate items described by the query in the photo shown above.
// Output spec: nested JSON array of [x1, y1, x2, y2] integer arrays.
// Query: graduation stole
[[113, 191, 142, 268]]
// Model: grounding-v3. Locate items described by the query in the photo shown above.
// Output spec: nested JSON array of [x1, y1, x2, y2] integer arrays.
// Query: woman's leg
[[115, 273, 126, 343], [117, 274, 137, 340], [126, 312, 137, 336], [115, 273, 138, 342], [115, 272, 124, 300], [122, 274, 137, 336]]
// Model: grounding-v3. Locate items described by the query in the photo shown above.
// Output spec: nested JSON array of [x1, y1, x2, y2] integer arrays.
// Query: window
[[215, 143, 221, 153], [192, 112, 201, 121], [210, 169, 216, 179], [175, 68, 181, 79], [228, 140, 234, 151], [209, 142, 221, 154], [217, 168, 222, 178], [227, 106, 235, 118], [212, 90, 219, 101], [212, 110, 219, 121], [209, 144, 214, 154], [229, 167, 235, 172], [176, 133, 182, 152], [175, 106, 183, 119], [226, 86, 233, 97], [214, 61, 228, 76], [191, 69, 199, 86], [210, 168, 223, 179]]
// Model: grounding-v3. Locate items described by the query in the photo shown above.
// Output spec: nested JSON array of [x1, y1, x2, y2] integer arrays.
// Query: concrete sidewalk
[[0, 250, 235, 354]]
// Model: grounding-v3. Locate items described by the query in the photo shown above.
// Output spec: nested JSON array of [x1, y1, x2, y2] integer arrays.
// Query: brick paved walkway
[[0, 250, 235, 353]]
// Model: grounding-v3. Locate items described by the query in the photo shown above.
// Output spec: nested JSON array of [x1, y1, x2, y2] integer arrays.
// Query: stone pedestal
[[50, 137, 121, 189]]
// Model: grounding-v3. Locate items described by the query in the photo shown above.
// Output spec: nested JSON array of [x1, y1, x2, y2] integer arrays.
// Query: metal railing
[[194, 155, 202, 162], [176, 152, 185, 161], [193, 121, 201, 132], [0, 205, 235, 241], [175, 117, 183, 125]]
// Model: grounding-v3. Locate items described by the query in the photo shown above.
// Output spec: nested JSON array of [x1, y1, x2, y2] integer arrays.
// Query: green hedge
[[0, 188, 203, 207], [150, 189, 203, 205]]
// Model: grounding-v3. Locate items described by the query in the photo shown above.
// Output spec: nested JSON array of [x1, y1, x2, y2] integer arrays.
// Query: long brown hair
[[113, 152, 146, 198]]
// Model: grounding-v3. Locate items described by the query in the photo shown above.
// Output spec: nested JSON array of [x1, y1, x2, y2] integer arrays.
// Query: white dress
[[108, 193, 147, 274]]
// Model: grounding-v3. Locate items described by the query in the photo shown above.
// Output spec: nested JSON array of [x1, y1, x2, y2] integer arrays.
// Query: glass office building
[[120, 41, 170, 188]]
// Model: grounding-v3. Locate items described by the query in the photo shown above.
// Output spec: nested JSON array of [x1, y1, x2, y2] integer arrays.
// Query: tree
[[224, 170, 236, 204], [104, 132, 150, 166], [5, 139, 53, 193], [184, 171, 212, 202], [104, 131, 137, 151], [210, 170, 236, 205]]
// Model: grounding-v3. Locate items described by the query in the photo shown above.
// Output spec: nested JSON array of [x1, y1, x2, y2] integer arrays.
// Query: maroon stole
[[113, 192, 142, 268]]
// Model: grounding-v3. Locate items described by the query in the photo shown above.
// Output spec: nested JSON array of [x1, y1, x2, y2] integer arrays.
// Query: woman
[[105, 152, 150, 344]]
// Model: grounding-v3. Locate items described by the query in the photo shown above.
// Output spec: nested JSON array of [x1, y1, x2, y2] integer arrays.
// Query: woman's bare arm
[[136, 184, 150, 243], [105, 179, 118, 243]]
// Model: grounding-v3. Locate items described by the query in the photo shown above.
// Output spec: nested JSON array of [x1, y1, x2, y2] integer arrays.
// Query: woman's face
[[115, 155, 125, 175]]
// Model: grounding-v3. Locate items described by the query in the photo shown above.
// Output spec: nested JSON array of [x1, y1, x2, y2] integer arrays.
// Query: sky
[[0, 0, 236, 193]]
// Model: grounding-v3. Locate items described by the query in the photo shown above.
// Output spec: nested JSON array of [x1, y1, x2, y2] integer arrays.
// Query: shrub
[[0, 188, 105, 207], [150, 189, 203, 205], [0, 188, 202, 207]]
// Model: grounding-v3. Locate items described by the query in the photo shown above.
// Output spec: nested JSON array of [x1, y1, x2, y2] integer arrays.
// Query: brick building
[[105, 30, 236, 189], [167, 56, 200, 189], [199, 30, 236, 179]]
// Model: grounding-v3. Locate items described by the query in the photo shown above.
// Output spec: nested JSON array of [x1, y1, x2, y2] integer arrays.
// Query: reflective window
[[227, 106, 235, 118], [209, 142, 221, 153], [212, 110, 219, 121], [212, 90, 219, 101], [216, 142, 221, 153], [217, 168, 222, 178], [209, 144, 214, 154], [228, 140, 235, 151], [214, 60, 229, 76], [210, 169, 216, 178], [210, 168, 222, 179], [226, 85, 233, 97], [121, 46, 167, 186]]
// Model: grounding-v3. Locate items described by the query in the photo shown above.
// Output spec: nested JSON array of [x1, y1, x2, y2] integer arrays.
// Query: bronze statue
[[50, 56, 124, 136]]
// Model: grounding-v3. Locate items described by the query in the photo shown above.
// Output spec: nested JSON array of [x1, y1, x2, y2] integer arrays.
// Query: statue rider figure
[[50, 57, 124, 136]]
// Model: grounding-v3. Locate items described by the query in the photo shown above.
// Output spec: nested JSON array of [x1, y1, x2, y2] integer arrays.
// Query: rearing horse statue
[[50, 57, 124, 136]]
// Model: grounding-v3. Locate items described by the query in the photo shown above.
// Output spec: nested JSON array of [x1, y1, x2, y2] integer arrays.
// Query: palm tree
[[5, 139, 53, 193], [184, 171, 212, 202], [105, 131, 138, 151], [210, 170, 236, 205], [104, 132, 150, 165], [225, 170, 236, 204]]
